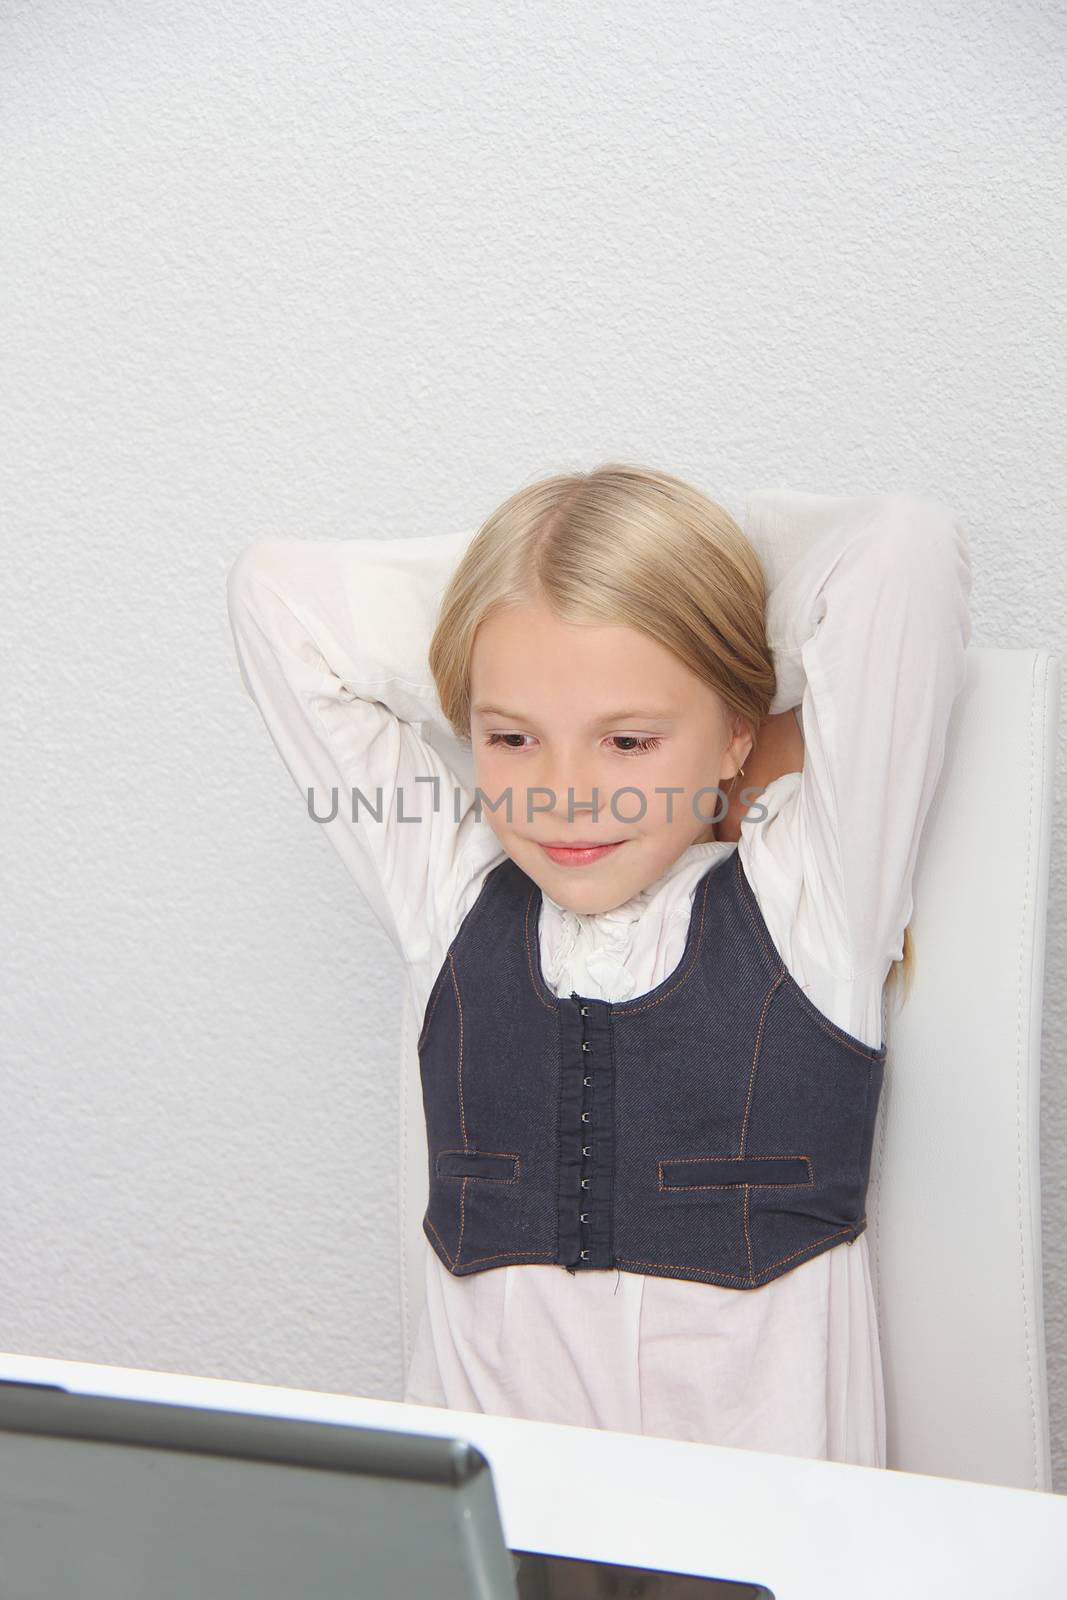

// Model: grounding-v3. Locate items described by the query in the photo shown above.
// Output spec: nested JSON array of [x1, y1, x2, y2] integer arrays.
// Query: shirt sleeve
[[742, 490, 973, 981], [226, 530, 485, 966]]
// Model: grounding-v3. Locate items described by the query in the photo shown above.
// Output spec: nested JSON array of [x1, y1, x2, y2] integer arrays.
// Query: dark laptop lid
[[0, 1377, 774, 1599], [0, 1378, 518, 1599]]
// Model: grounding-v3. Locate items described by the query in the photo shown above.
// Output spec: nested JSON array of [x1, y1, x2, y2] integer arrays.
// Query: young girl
[[226, 465, 972, 1470]]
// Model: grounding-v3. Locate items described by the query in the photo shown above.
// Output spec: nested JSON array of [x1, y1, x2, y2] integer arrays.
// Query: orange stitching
[[657, 1154, 814, 1190], [450, 955, 466, 1147], [732, 853, 885, 1062], [449, 954, 469, 1264], [523, 886, 558, 1011], [611, 868, 714, 1015], [617, 1223, 860, 1285], [423, 1219, 862, 1279], [422, 1219, 555, 1270], [738, 972, 782, 1267], [439, 1147, 521, 1160], [419, 862, 506, 1049], [416, 970, 447, 1054], [435, 1150, 522, 1184], [739, 972, 783, 1156], [423, 1214, 455, 1265], [453, 1248, 555, 1267]]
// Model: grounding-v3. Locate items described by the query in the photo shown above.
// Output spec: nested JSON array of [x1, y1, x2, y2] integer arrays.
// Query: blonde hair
[[428, 461, 914, 1003]]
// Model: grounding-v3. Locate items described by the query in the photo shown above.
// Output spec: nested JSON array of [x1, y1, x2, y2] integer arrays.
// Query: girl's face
[[468, 595, 754, 915]]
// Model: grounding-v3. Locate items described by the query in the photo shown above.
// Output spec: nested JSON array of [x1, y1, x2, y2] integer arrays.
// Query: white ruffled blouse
[[226, 488, 972, 1468]]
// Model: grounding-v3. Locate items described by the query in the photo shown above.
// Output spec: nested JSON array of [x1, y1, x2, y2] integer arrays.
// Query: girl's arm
[[743, 489, 973, 980], [226, 530, 479, 966]]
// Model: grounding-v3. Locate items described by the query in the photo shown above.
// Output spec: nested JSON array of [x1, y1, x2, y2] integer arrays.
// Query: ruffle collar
[[539, 838, 729, 1001]]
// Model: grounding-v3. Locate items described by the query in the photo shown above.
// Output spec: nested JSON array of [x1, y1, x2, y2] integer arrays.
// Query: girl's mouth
[[540, 841, 626, 867]]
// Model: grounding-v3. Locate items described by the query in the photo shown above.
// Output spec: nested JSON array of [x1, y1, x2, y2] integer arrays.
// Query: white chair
[[397, 644, 1059, 1491]]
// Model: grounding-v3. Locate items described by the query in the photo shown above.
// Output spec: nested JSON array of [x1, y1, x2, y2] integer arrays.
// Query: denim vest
[[417, 848, 886, 1290]]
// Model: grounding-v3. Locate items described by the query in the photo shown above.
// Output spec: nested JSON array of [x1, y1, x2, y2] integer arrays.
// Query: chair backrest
[[397, 645, 1058, 1491]]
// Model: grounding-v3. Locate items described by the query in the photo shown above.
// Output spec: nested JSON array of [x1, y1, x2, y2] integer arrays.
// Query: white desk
[[2, 1351, 1064, 1598]]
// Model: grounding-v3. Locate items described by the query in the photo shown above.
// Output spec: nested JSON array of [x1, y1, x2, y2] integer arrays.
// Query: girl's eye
[[484, 733, 533, 751], [483, 733, 663, 756], [611, 735, 662, 755]]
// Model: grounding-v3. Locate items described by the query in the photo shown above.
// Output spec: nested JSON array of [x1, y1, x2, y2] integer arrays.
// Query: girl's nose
[[543, 761, 605, 825]]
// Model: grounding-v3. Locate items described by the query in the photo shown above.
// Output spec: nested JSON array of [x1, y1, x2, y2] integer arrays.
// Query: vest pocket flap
[[659, 1155, 813, 1189], [435, 1149, 520, 1182]]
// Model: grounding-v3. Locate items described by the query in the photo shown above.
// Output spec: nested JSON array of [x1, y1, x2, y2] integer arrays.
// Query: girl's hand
[[714, 708, 806, 844]]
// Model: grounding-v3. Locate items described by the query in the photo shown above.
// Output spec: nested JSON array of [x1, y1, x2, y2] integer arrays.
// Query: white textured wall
[[3, 0, 1065, 1486]]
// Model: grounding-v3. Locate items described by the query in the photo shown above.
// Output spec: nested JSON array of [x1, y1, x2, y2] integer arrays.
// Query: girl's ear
[[730, 715, 756, 775]]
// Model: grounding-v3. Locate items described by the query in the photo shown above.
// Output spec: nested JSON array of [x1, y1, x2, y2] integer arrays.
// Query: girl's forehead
[[473, 604, 665, 670], [469, 602, 722, 722]]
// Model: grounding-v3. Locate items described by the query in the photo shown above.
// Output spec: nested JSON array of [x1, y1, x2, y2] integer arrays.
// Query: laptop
[[0, 1377, 774, 1598]]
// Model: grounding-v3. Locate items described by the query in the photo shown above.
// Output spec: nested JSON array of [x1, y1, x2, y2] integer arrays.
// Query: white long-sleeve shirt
[[226, 488, 972, 1468]]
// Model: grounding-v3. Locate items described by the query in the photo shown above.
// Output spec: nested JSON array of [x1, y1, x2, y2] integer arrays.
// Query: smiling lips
[[540, 841, 627, 867]]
